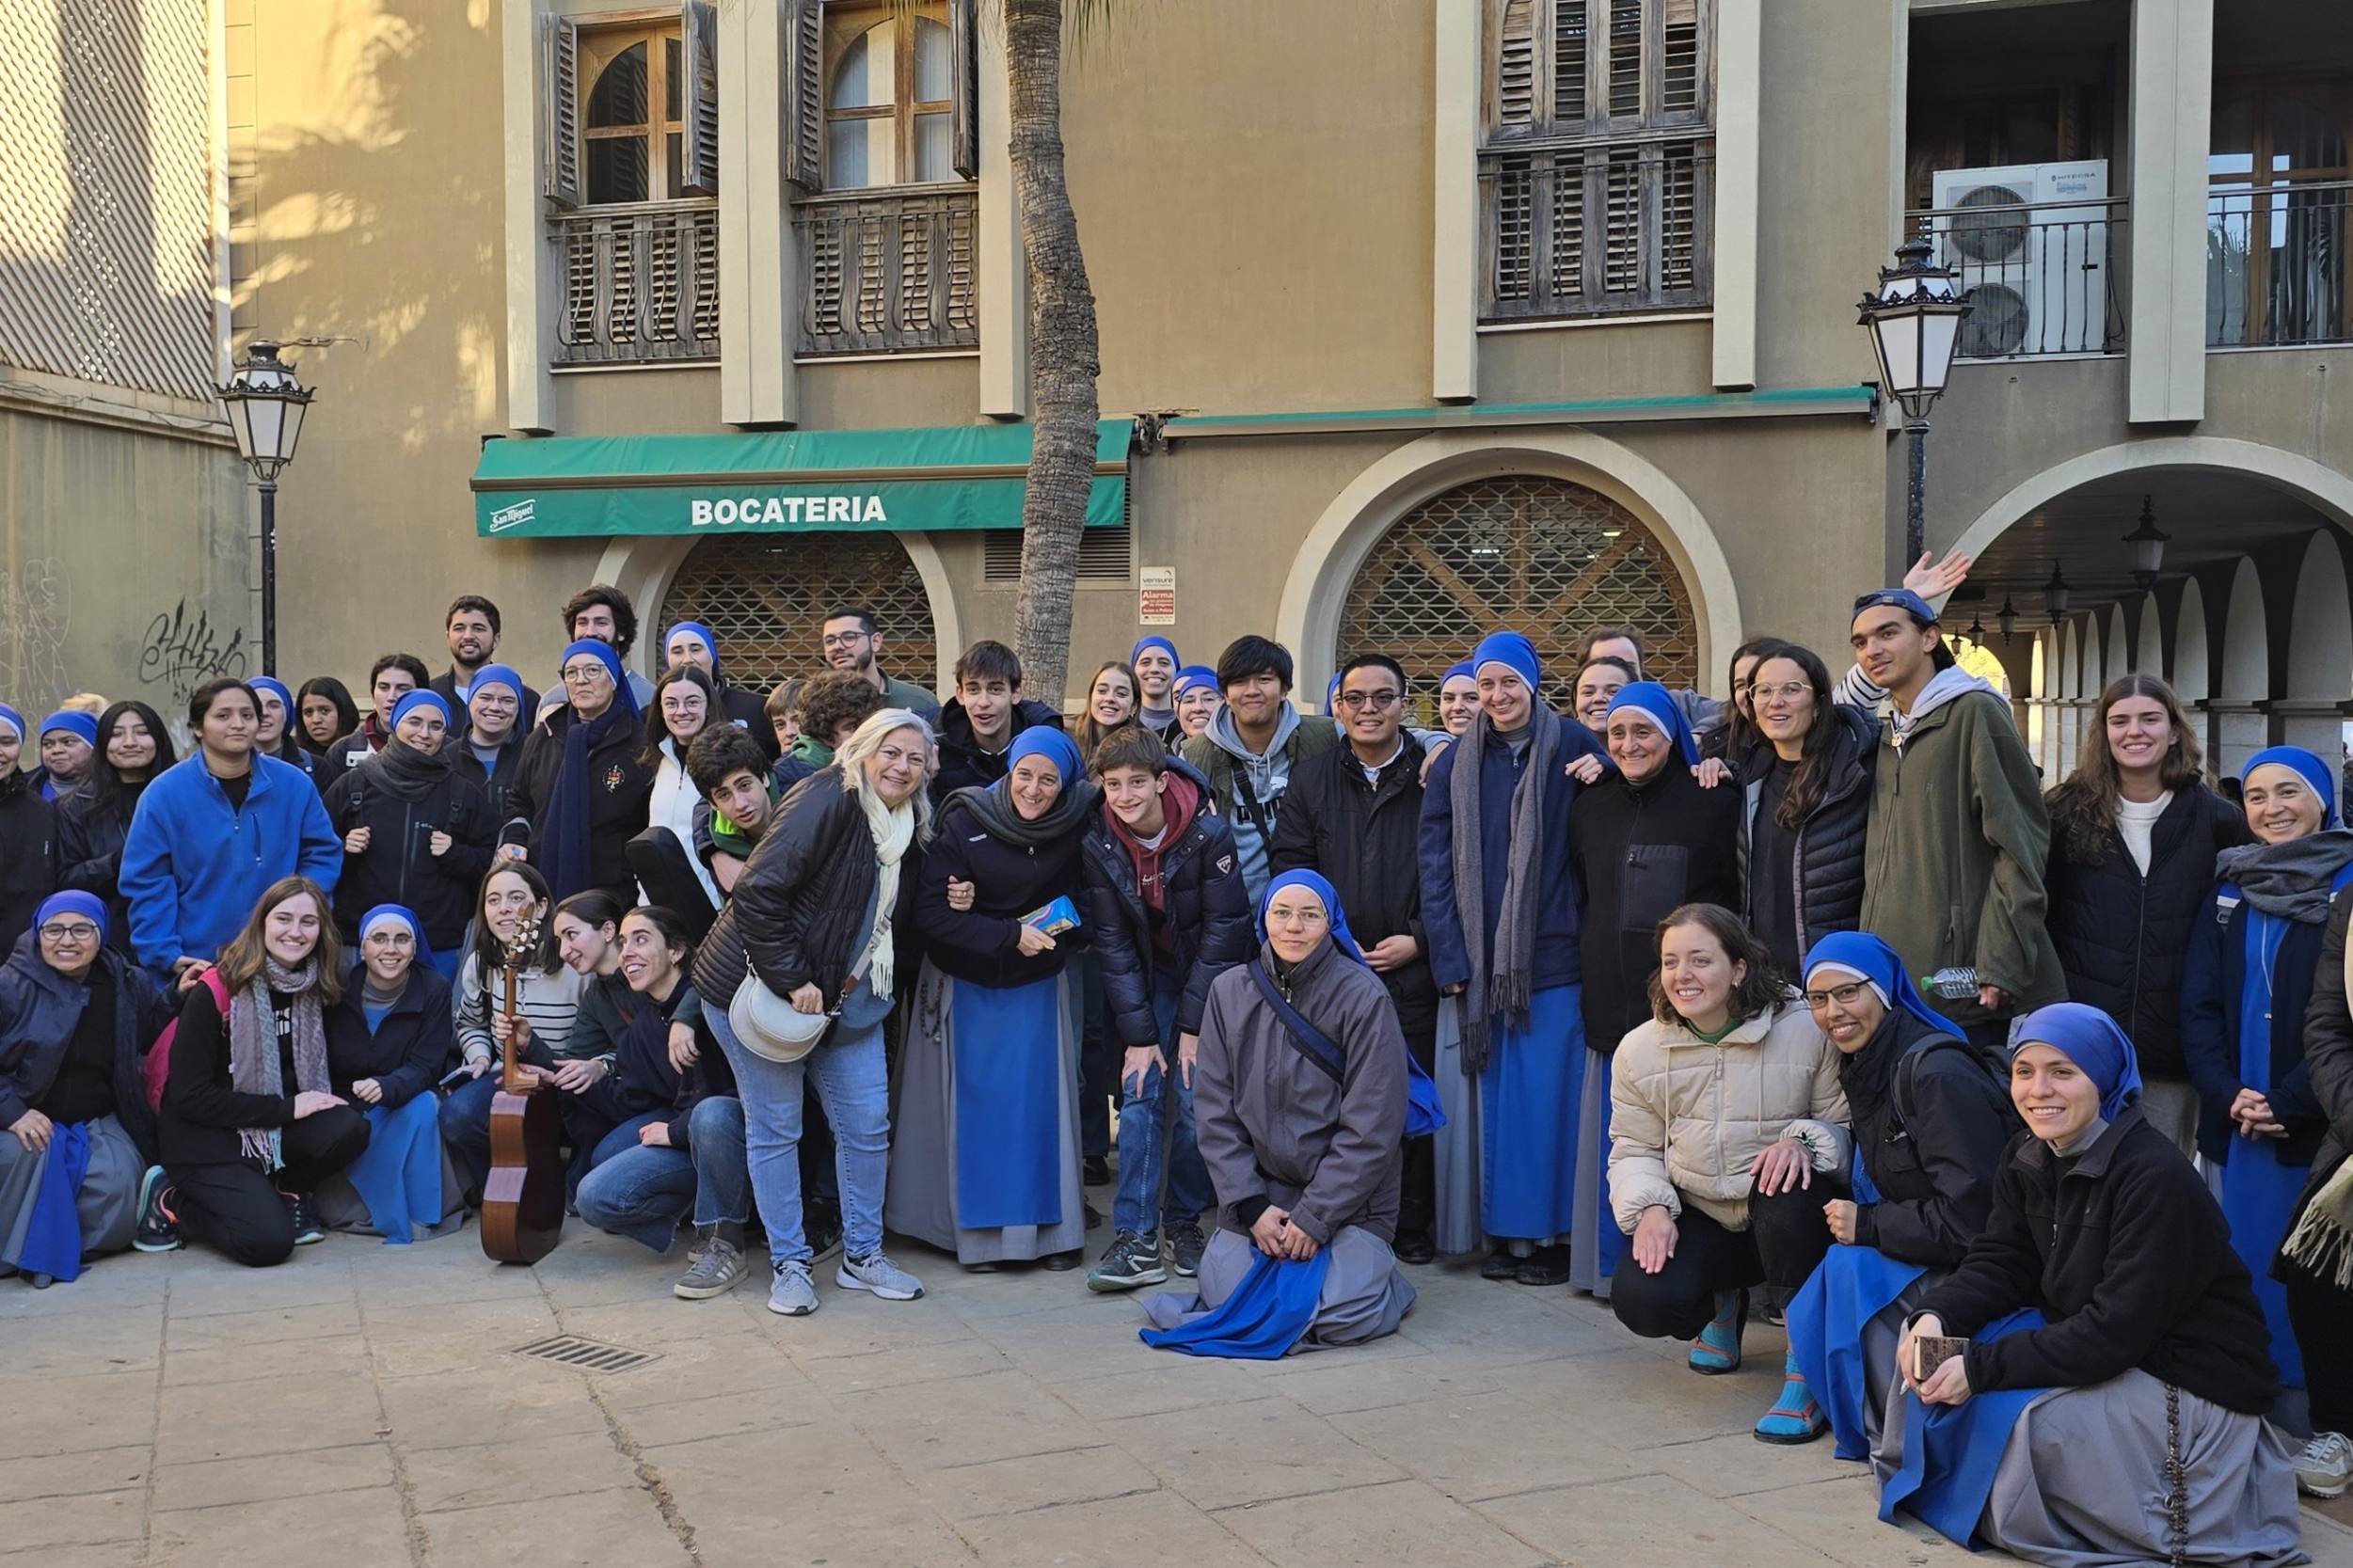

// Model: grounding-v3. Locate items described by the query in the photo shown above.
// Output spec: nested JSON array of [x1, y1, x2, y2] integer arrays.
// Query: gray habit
[[1140, 939, 1414, 1347], [0, 1113, 143, 1270], [1430, 996, 1486, 1256], [885, 961, 1086, 1265]]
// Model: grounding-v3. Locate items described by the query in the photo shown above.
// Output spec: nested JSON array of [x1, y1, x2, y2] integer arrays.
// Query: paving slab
[[1216, 1477, 1552, 1568]]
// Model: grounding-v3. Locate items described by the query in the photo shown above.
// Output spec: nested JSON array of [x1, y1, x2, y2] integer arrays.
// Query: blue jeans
[[574, 1098, 750, 1253], [705, 999, 891, 1269], [1112, 974, 1213, 1237], [438, 1069, 500, 1197]]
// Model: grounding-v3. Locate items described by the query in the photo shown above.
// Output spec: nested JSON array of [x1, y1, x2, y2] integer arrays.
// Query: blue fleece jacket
[[119, 753, 342, 975]]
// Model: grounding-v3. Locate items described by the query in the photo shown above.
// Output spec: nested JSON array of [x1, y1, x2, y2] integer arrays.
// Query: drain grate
[[515, 1335, 663, 1374]]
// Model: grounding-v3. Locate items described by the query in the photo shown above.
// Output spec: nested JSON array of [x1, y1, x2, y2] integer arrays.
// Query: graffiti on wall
[[0, 562, 70, 706], [138, 598, 248, 702]]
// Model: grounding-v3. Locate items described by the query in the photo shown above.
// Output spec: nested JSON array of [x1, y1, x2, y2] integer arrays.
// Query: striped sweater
[[455, 956, 589, 1067]]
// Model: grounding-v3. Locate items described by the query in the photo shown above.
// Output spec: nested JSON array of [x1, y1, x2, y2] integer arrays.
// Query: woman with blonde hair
[[2043, 673, 2248, 1154]]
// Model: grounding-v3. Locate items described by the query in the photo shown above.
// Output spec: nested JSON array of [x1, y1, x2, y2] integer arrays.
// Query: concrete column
[[2203, 701, 2268, 782], [2125, 0, 2213, 424], [977, 17, 1027, 419], [2269, 701, 2345, 766], [501, 0, 557, 434], [1710, 0, 1760, 390], [721, 0, 797, 427], [1431, 0, 1478, 404]]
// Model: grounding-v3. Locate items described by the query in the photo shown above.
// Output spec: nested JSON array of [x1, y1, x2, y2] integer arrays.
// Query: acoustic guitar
[[479, 910, 564, 1264]]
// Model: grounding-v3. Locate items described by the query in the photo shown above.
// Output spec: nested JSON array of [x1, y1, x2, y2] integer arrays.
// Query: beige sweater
[[1607, 996, 1851, 1234]]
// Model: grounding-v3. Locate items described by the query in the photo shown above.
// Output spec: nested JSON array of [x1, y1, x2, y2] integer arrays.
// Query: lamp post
[[2122, 495, 2170, 590], [216, 341, 313, 677], [1858, 231, 1971, 565]]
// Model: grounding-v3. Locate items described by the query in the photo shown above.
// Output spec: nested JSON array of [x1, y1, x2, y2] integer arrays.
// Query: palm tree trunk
[[1004, 0, 1099, 711]]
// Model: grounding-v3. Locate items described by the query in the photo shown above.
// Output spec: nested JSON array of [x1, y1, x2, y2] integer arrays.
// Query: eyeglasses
[[39, 923, 100, 942], [819, 631, 869, 649], [1266, 908, 1329, 928], [1804, 981, 1870, 1011], [1751, 681, 1812, 705], [1336, 690, 1401, 711], [560, 663, 610, 684]]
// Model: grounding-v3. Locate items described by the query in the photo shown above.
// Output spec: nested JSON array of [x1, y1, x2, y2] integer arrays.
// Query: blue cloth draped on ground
[[17, 1120, 91, 1282], [1878, 1307, 2049, 1546], [341, 1094, 444, 1243], [1139, 1248, 1334, 1358], [1786, 1141, 1928, 1459], [2221, 903, 2309, 1388], [1480, 983, 1583, 1240], [949, 973, 1064, 1229]]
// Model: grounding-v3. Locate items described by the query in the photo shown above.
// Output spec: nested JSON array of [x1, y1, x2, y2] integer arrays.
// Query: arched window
[[828, 13, 955, 189], [663, 532, 937, 689], [581, 31, 687, 205]]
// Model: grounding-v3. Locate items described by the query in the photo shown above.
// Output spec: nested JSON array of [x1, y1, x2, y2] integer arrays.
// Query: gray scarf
[[229, 957, 333, 1169], [2215, 828, 2353, 923], [1448, 711, 1559, 1072]]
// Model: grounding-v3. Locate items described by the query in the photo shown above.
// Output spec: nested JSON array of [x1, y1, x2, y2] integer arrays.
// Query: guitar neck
[[501, 963, 522, 1088]]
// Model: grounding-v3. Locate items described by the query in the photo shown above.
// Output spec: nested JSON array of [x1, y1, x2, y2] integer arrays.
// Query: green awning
[[470, 420, 1129, 538]]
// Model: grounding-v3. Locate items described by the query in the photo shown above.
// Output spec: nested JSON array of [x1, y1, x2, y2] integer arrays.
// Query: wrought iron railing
[[552, 199, 722, 366], [1479, 139, 1713, 322], [1905, 197, 2127, 358], [2208, 180, 2351, 348], [793, 185, 979, 356]]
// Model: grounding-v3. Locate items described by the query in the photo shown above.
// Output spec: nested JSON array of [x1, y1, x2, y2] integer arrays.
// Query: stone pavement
[[8, 1225, 2351, 1568]]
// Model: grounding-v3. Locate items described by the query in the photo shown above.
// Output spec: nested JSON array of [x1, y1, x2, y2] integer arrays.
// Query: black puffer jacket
[[2043, 785, 2248, 1081], [1918, 1107, 2280, 1415], [914, 792, 1089, 990], [509, 705, 656, 905], [1838, 1010, 2014, 1267], [931, 698, 1064, 803], [1077, 761, 1253, 1047], [2288, 891, 2353, 1241], [320, 761, 497, 950], [1572, 761, 1741, 1051], [56, 786, 139, 953], [1738, 704, 1874, 970], [692, 768, 905, 1011], [1268, 733, 1437, 1041], [0, 772, 56, 954]]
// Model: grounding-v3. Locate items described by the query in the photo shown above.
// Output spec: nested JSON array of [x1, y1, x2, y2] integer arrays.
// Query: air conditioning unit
[[1931, 160, 2109, 356]]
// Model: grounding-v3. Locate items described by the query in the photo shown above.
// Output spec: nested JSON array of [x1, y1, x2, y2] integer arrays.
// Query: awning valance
[[470, 420, 1129, 538]]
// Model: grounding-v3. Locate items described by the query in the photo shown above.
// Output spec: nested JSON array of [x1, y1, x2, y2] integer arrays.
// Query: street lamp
[[1858, 231, 1971, 565], [1995, 594, 2019, 641], [2042, 563, 2072, 621], [216, 341, 314, 677], [2122, 494, 2170, 590]]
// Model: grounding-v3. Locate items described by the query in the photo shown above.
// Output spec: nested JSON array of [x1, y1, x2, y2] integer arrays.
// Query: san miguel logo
[[487, 498, 535, 533], [691, 495, 888, 528]]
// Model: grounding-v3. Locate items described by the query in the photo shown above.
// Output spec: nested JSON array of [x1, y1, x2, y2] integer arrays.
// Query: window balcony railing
[[1479, 140, 1714, 323], [2208, 180, 2351, 348], [553, 199, 721, 367], [793, 184, 979, 357], [1906, 197, 2127, 359]]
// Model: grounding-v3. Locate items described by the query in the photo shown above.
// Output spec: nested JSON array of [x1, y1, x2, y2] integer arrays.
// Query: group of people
[[2, 561, 2347, 1568]]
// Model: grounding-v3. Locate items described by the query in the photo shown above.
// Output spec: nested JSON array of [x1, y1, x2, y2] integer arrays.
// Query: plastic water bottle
[[1922, 967, 1979, 1000]]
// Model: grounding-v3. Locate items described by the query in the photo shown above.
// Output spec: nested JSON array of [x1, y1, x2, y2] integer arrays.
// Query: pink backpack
[[144, 969, 231, 1114]]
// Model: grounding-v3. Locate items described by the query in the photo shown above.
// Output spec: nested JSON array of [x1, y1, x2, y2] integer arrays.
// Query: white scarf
[[859, 788, 916, 1001]]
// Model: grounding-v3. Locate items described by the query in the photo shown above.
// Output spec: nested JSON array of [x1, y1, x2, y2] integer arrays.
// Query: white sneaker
[[835, 1251, 925, 1301], [2297, 1430, 2351, 1498], [767, 1259, 819, 1317]]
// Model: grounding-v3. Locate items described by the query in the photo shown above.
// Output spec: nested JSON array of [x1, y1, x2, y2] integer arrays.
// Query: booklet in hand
[[1912, 1334, 1969, 1382], [1022, 895, 1082, 935]]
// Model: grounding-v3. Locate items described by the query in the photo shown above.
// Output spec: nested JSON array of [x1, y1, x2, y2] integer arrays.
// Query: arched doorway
[[1334, 475, 1699, 719], [660, 531, 937, 689]]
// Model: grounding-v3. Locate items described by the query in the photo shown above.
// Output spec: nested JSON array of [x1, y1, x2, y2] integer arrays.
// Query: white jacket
[[1607, 996, 1851, 1234]]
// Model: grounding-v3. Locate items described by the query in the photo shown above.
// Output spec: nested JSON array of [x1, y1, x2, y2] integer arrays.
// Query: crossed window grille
[[662, 532, 937, 690]]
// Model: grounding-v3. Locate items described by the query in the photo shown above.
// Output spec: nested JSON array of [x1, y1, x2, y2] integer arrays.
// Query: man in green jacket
[[1852, 589, 2063, 1045]]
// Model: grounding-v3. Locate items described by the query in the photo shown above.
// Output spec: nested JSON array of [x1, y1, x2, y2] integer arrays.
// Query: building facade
[[9, 0, 2352, 779]]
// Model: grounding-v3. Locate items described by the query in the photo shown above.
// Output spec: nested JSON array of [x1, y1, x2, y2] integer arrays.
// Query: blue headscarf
[[1172, 665, 1219, 698], [390, 690, 453, 733], [469, 662, 524, 704], [1802, 931, 1964, 1038], [1324, 673, 1343, 717], [2011, 1002, 2144, 1121], [2243, 745, 2338, 828], [1259, 868, 1363, 963], [39, 710, 98, 748], [34, 890, 108, 944], [1603, 681, 1699, 766], [0, 704, 21, 744], [358, 903, 435, 974], [664, 621, 722, 678], [556, 639, 639, 718], [1130, 635, 1180, 670], [249, 676, 294, 717], [1472, 630, 1540, 693], [1004, 724, 1083, 787], [1440, 660, 1476, 689]]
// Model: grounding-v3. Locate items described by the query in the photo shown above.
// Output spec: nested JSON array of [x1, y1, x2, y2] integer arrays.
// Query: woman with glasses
[[57, 701, 176, 955], [641, 664, 722, 910], [1780, 933, 2013, 1450], [510, 640, 653, 905], [320, 905, 453, 1243], [1701, 637, 1778, 766], [0, 892, 178, 1284], [1738, 641, 1879, 979]]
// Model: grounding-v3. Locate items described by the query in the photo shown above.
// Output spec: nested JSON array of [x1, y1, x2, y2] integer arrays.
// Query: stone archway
[[2173, 577, 2211, 704], [2215, 557, 2272, 780], [2281, 531, 2353, 759]]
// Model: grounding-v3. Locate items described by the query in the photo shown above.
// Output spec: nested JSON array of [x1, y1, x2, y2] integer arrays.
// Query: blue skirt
[[950, 974, 1066, 1230], [342, 1094, 444, 1243], [1479, 984, 1584, 1242], [2220, 1141, 2309, 1388], [1878, 1308, 2049, 1546], [1788, 1244, 1929, 1461]]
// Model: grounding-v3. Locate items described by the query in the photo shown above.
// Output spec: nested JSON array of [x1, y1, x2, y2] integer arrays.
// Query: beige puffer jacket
[[1607, 996, 1851, 1234]]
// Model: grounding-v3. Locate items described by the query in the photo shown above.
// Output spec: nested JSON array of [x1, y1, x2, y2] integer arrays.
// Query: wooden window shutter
[[1553, 0, 1589, 123], [680, 0, 721, 195], [1661, 0, 1700, 115], [950, 0, 979, 180], [1496, 0, 1536, 128], [541, 14, 580, 209], [1606, 0, 1641, 118], [787, 0, 824, 194]]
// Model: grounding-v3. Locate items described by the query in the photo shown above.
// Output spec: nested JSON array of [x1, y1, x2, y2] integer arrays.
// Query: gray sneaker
[[675, 1236, 751, 1300], [835, 1251, 925, 1301], [768, 1259, 819, 1316]]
